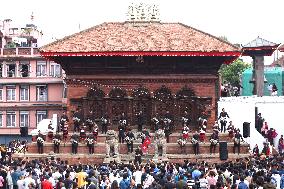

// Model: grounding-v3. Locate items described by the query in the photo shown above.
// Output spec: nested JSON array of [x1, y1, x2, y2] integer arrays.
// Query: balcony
[[0, 47, 40, 57]]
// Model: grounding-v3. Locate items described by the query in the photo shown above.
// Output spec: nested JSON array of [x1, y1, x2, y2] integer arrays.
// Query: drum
[[48, 131, 54, 139], [200, 133, 206, 142]]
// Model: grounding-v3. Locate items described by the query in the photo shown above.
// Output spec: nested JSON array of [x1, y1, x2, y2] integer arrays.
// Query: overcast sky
[[1, 0, 283, 63]]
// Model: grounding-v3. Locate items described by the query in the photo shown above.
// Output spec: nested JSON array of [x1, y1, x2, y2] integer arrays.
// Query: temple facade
[[41, 21, 241, 129]]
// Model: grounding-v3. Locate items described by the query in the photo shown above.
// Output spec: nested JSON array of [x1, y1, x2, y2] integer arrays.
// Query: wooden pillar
[[253, 56, 265, 97], [82, 97, 88, 120]]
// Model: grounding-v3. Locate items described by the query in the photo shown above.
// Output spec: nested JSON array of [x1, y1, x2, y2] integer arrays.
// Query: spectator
[[119, 173, 130, 189]]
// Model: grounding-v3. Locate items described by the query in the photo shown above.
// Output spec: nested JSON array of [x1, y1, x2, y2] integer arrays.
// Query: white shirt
[[49, 177, 56, 187], [272, 173, 281, 189], [17, 179, 25, 189], [133, 171, 142, 185], [23, 177, 36, 189], [52, 171, 62, 180]]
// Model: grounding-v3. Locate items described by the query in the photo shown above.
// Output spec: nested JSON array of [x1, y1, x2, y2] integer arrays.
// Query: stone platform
[[14, 130, 250, 164]]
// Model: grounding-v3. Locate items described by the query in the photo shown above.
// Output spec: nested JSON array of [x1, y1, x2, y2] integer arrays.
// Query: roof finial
[[126, 2, 160, 22]]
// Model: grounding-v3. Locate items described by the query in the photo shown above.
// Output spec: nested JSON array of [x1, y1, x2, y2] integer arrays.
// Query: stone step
[[13, 153, 250, 164], [27, 142, 249, 155]]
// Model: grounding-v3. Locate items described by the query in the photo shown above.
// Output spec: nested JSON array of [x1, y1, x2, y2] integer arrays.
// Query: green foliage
[[219, 59, 251, 85]]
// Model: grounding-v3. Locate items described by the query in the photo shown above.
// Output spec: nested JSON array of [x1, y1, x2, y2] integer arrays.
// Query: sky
[[1, 0, 283, 63]]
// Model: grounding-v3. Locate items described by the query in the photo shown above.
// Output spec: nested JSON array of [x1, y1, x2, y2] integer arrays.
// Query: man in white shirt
[[17, 176, 25, 189], [272, 173, 281, 189], [133, 167, 142, 186], [23, 172, 36, 189]]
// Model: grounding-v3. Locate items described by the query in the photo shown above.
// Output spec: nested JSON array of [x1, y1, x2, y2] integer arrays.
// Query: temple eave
[[40, 51, 241, 57]]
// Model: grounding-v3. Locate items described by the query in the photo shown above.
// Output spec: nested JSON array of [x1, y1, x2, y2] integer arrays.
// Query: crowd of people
[[0, 140, 28, 163], [0, 153, 284, 189]]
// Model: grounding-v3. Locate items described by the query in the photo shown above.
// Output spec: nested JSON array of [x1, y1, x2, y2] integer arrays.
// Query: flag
[[141, 144, 148, 154], [143, 136, 151, 146]]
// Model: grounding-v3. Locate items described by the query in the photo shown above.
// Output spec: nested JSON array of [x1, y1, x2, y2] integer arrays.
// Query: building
[[40, 21, 240, 128], [0, 19, 66, 143], [27, 5, 252, 163]]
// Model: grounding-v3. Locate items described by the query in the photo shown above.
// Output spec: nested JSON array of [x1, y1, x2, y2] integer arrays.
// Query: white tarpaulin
[[30, 119, 56, 136], [218, 96, 284, 151]]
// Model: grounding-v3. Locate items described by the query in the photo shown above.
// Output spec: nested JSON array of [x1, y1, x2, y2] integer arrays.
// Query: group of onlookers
[[0, 154, 284, 189]]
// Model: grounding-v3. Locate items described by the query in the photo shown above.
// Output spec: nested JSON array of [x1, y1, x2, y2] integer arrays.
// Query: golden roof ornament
[[127, 2, 160, 22]]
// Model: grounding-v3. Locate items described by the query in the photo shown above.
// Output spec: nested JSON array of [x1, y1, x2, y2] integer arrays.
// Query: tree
[[219, 58, 251, 85]]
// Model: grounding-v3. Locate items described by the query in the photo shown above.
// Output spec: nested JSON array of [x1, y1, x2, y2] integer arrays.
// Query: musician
[[212, 121, 219, 134], [164, 111, 173, 131], [152, 113, 160, 131], [209, 131, 219, 154], [80, 124, 87, 142], [253, 144, 259, 156], [0, 145, 7, 162], [92, 123, 99, 140], [19, 140, 27, 154], [141, 128, 150, 144], [119, 112, 128, 126], [181, 110, 191, 126], [164, 123, 171, 143], [218, 108, 230, 133], [192, 131, 200, 155], [73, 108, 82, 132], [165, 110, 173, 120], [199, 129, 206, 143], [135, 146, 143, 164], [255, 113, 264, 133], [62, 121, 69, 142], [101, 114, 109, 134], [125, 130, 135, 153], [182, 125, 190, 140], [136, 111, 145, 132], [86, 110, 94, 132], [86, 136, 95, 154], [233, 129, 244, 155], [227, 121, 235, 138], [60, 111, 69, 132], [118, 121, 126, 144], [7, 144, 12, 163], [53, 135, 61, 153], [36, 131, 44, 154], [71, 135, 79, 154], [177, 138, 186, 154]]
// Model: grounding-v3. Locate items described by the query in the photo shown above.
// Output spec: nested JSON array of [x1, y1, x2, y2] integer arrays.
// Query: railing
[[0, 47, 40, 56]]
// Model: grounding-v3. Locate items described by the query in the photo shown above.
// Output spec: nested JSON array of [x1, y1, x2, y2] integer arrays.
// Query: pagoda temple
[[40, 21, 240, 127], [22, 7, 252, 163]]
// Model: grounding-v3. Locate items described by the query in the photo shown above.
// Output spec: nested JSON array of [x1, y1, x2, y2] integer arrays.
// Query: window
[[36, 61, 47, 76], [7, 64, 16, 77], [36, 111, 47, 124], [20, 85, 29, 101], [0, 87, 3, 101], [6, 85, 16, 101], [20, 111, 29, 127], [7, 111, 16, 127], [0, 63, 2, 77], [36, 85, 47, 101], [50, 62, 61, 77], [19, 61, 30, 77], [63, 83, 67, 98], [0, 112, 2, 127]]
